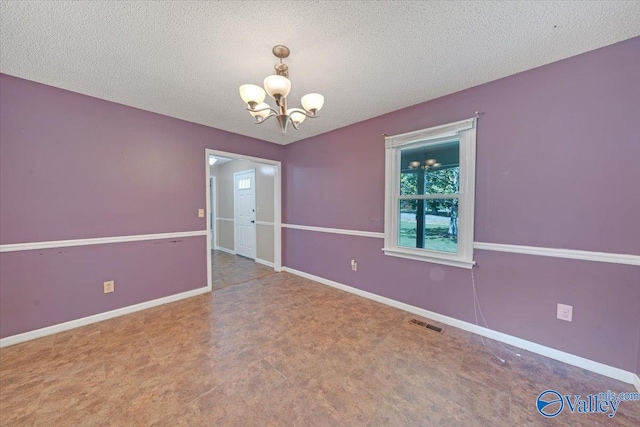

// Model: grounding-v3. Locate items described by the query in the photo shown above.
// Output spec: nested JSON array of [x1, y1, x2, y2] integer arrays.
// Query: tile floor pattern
[[2, 272, 640, 426], [211, 250, 276, 290]]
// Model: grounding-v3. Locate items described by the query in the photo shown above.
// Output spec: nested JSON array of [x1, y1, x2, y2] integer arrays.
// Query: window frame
[[383, 118, 477, 269]]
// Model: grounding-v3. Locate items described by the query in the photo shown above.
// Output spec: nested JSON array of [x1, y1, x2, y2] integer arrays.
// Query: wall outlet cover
[[557, 303, 573, 322]]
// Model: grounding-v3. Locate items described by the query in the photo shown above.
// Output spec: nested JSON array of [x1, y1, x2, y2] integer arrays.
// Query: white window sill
[[382, 247, 475, 269]]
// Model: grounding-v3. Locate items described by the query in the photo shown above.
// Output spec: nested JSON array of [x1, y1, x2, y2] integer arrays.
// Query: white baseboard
[[214, 246, 236, 255], [634, 375, 640, 393], [0, 287, 210, 348], [282, 267, 638, 387], [255, 258, 274, 268]]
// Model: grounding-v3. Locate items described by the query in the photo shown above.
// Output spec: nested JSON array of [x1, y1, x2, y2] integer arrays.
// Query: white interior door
[[234, 170, 256, 259]]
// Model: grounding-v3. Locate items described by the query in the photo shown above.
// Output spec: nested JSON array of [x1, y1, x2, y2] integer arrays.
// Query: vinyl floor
[[1, 266, 639, 426]]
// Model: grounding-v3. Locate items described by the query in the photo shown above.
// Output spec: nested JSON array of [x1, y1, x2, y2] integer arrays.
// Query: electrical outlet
[[103, 280, 115, 294], [557, 303, 572, 322], [351, 260, 357, 271], [198, 209, 205, 218]]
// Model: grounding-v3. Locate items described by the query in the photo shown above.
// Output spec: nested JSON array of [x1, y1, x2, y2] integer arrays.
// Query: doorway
[[234, 169, 256, 259], [204, 148, 282, 292]]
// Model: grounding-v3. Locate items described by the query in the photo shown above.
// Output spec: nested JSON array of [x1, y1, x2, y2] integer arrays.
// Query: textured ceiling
[[1, 1, 639, 145]]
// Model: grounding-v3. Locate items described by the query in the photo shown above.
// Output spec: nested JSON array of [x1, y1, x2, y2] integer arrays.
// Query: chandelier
[[408, 159, 441, 170], [239, 45, 324, 135]]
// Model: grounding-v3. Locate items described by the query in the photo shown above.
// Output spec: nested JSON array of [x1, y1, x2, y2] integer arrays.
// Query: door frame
[[210, 176, 216, 249], [204, 148, 282, 292], [233, 169, 256, 259]]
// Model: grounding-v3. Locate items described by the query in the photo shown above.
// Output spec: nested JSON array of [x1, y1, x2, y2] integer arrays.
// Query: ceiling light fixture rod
[[239, 45, 324, 135]]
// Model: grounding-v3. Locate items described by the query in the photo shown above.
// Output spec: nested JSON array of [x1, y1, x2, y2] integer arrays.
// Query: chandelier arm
[[287, 108, 320, 119], [247, 106, 278, 115], [289, 116, 300, 131], [253, 112, 277, 124]]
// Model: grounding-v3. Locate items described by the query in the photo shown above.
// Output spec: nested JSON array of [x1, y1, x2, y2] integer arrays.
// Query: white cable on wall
[[471, 266, 521, 363]]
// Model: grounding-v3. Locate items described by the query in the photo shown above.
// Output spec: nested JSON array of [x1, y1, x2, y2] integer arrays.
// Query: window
[[237, 177, 251, 190], [383, 118, 477, 268]]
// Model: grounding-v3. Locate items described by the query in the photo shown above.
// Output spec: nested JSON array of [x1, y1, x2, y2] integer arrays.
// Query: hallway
[[210, 250, 275, 290]]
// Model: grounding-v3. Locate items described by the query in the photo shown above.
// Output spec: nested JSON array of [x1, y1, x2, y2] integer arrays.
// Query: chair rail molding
[[0, 230, 208, 253], [282, 223, 384, 239], [281, 223, 640, 267], [473, 242, 640, 266]]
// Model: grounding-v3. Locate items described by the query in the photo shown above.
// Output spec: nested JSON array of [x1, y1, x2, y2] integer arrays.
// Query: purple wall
[[283, 37, 640, 372], [0, 74, 284, 338], [0, 74, 283, 244], [0, 238, 206, 337]]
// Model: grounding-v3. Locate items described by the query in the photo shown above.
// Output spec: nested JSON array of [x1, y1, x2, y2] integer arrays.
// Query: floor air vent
[[426, 324, 443, 333], [410, 319, 443, 333]]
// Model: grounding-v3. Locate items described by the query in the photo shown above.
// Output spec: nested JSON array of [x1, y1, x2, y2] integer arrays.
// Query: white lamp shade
[[301, 93, 324, 112], [263, 75, 291, 98], [250, 103, 271, 120], [287, 109, 306, 125], [239, 84, 266, 104]]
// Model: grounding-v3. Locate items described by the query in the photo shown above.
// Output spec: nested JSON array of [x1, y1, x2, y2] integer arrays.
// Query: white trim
[[383, 118, 476, 269], [0, 230, 208, 253], [255, 221, 275, 227], [273, 163, 282, 272], [474, 242, 640, 266], [255, 258, 274, 268], [385, 118, 475, 148], [205, 157, 213, 292], [398, 193, 459, 200], [216, 217, 235, 222], [0, 287, 209, 348], [214, 246, 236, 255], [633, 375, 640, 393], [282, 267, 637, 386], [210, 175, 217, 250], [382, 246, 475, 269], [282, 223, 384, 239], [204, 149, 280, 168]]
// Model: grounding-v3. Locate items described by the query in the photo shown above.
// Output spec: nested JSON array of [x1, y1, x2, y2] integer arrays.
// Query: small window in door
[[237, 178, 251, 190]]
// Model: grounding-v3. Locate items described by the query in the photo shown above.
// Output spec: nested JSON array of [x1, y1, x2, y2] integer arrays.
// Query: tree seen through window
[[399, 143, 460, 253]]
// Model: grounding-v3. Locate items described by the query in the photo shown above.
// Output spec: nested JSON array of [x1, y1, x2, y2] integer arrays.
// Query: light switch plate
[[198, 209, 205, 218], [103, 280, 115, 294]]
